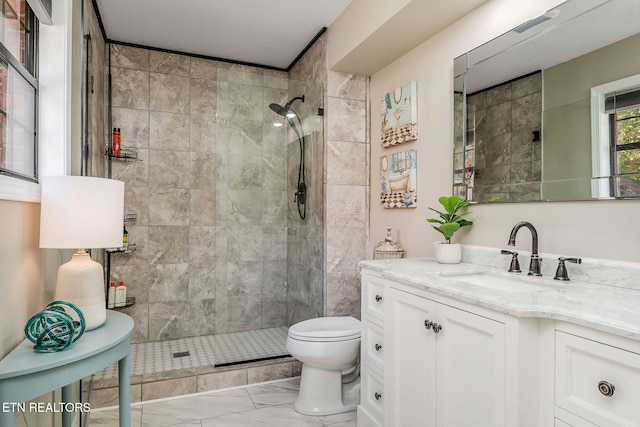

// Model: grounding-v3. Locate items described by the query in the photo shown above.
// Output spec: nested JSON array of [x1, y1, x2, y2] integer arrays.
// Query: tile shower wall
[[108, 45, 296, 342], [466, 72, 542, 202], [290, 34, 369, 319]]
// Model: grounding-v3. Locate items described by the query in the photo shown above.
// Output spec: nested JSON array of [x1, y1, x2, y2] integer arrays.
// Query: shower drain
[[173, 351, 190, 358]]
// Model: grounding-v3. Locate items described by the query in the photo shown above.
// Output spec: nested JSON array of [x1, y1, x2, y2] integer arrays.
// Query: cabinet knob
[[375, 343, 382, 351], [374, 392, 382, 401], [375, 294, 382, 302], [424, 319, 432, 330], [431, 322, 443, 334], [598, 381, 615, 397]]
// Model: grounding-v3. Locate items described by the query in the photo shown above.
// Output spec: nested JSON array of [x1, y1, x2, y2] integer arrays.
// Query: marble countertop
[[360, 257, 640, 341]]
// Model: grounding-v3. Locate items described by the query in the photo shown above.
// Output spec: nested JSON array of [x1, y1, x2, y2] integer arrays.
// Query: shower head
[[269, 103, 288, 117], [269, 95, 305, 117]]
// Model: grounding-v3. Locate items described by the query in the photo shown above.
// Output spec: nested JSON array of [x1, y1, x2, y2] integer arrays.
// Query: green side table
[[0, 310, 133, 427]]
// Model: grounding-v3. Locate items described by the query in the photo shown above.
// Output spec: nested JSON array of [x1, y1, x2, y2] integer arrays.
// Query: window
[[606, 90, 640, 198], [0, 0, 37, 182]]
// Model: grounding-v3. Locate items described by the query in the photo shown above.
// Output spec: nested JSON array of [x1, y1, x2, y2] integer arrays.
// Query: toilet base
[[294, 365, 360, 416]]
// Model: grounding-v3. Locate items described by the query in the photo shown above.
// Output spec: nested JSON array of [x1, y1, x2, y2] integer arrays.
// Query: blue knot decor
[[24, 301, 85, 352]]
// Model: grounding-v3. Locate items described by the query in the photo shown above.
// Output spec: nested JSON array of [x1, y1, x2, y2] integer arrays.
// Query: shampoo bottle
[[115, 281, 127, 308], [107, 282, 116, 309], [112, 128, 121, 157], [123, 224, 129, 249]]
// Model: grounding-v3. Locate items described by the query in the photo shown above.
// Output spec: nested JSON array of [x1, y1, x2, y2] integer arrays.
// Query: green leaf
[[433, 222, 461, 243], [426, 218, 445, 224]]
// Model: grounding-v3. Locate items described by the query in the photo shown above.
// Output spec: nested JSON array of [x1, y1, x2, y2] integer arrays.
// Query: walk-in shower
[[270, 95, 307, 220]]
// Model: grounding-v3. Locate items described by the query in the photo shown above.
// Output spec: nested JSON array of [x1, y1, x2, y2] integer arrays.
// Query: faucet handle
[[501, 249, 522, 273], [554, 256, 582, 281]]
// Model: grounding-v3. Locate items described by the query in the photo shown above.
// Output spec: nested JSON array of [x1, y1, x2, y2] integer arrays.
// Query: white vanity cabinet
[[358, 268, 541, 427], [554, 322, 640, 427], [386, 286, 506, 427]]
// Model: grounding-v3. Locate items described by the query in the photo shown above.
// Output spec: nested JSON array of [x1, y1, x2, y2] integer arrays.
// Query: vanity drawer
[[362, 320, 384, 373], [556, 331, 640, 426], [361, 365, 384, 422], [362, 274, 386, 322]]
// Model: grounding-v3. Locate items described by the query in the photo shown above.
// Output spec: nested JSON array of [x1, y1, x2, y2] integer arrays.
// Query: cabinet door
[[436, 303, 506, 427], [386, 287, 437, 427]]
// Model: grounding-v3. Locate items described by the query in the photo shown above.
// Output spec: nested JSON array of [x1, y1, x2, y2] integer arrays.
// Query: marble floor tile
[[246, 377, 300, 407], [88, 406, 143, 427], [88, 378, 357, 427], [141, 388, 255, 426], [200, 404, 324, 427]]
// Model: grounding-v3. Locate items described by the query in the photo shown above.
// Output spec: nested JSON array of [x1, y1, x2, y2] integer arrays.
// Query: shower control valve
[[294, 183, 306, 204]]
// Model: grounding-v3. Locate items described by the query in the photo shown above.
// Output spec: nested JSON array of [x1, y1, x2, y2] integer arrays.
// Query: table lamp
[[39, 176, 125, 330]]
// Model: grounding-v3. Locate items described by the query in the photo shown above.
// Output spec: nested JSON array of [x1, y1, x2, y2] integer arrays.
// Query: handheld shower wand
[[269, 95, 307, 220]]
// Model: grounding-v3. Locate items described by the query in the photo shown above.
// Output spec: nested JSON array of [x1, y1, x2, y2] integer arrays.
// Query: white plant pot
[[435, 243, 462, 264]]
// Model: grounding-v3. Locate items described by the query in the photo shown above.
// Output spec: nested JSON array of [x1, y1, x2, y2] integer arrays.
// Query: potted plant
[[427, 195, 472, 263]]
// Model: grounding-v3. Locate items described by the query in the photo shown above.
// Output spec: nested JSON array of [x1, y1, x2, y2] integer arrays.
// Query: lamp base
[[54, 250, 106, 330]]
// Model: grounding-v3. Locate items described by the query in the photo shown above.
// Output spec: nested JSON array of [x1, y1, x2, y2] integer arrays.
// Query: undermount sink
[[444, 272, 551, 293]]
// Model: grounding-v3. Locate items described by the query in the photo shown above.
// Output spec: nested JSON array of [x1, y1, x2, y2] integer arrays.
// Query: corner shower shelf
[[111, 296, 136, 310], [104, 144, 140, 160], [106, 243, 137, 254]]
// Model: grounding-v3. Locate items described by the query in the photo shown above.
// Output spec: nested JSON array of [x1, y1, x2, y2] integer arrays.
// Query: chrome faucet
[[507, 221, 542, 276]]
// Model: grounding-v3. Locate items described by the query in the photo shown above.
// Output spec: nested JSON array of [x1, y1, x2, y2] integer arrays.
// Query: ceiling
[[94, 0, 352, 70]]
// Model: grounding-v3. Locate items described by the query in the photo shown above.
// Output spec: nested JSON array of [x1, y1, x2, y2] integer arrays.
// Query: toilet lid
[[288, 316, 361, 341]]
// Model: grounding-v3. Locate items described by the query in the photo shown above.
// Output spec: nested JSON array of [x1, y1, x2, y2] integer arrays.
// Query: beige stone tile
[[147, 299, 215, 340], [148, 150, 191, 189], [326, 227, 367, 273], [112, 68, 150, 110], [111, 107, 150, 149], [190, 78, 217, 115], [189, 115, 217, 153], [150, 51, 190, 76], [327, 140, 367, 186], [149, 263, 189, 303], [189, 189, 216, 226], [149, 188, 189, 226], [90, 383, 142, 408], [150, 73, 190, 113], [141, 376, 197, 401], [197, 369, 247, 392], [149, 111, 190, 151], [247, 362, 292, 384], [327, 97, 366, 143], [326, 271, 362, 318], [328, 71, 367, 101], [191, 57, 222, 79], [326, 184, 366, 228], [111, 44, 149, 70]]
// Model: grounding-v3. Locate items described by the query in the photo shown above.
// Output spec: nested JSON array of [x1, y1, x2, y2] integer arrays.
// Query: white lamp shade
[[39, 176, 125, 330], [40, 176, 125, 249]]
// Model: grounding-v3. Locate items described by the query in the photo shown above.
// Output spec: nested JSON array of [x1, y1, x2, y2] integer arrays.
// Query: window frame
[[608, 106, 640, 198], [590, 74, 640, 199], [0, 0, 38, 184]]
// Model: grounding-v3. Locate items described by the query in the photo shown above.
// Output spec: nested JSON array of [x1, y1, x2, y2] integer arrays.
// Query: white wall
[[369, 0, 640, 263]]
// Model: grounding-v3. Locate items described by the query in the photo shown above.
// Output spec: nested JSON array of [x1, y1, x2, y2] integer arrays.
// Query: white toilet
[[286, 316, 361, 416]]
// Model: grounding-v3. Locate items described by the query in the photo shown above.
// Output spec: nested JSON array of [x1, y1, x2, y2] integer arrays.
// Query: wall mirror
[[453, 0, 640, 203]]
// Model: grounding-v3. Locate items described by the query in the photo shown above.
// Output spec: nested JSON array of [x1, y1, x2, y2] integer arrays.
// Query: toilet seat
[[288, 316, 361, 342]]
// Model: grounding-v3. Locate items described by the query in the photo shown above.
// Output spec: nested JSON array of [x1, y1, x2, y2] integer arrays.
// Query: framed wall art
[[380, 148, 417, 208], [381, 81, 417, 148]]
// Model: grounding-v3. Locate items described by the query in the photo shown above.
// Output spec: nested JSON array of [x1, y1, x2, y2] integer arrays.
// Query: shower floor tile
[[92, 327, 289, 380], [213, 326, 289, 366]]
